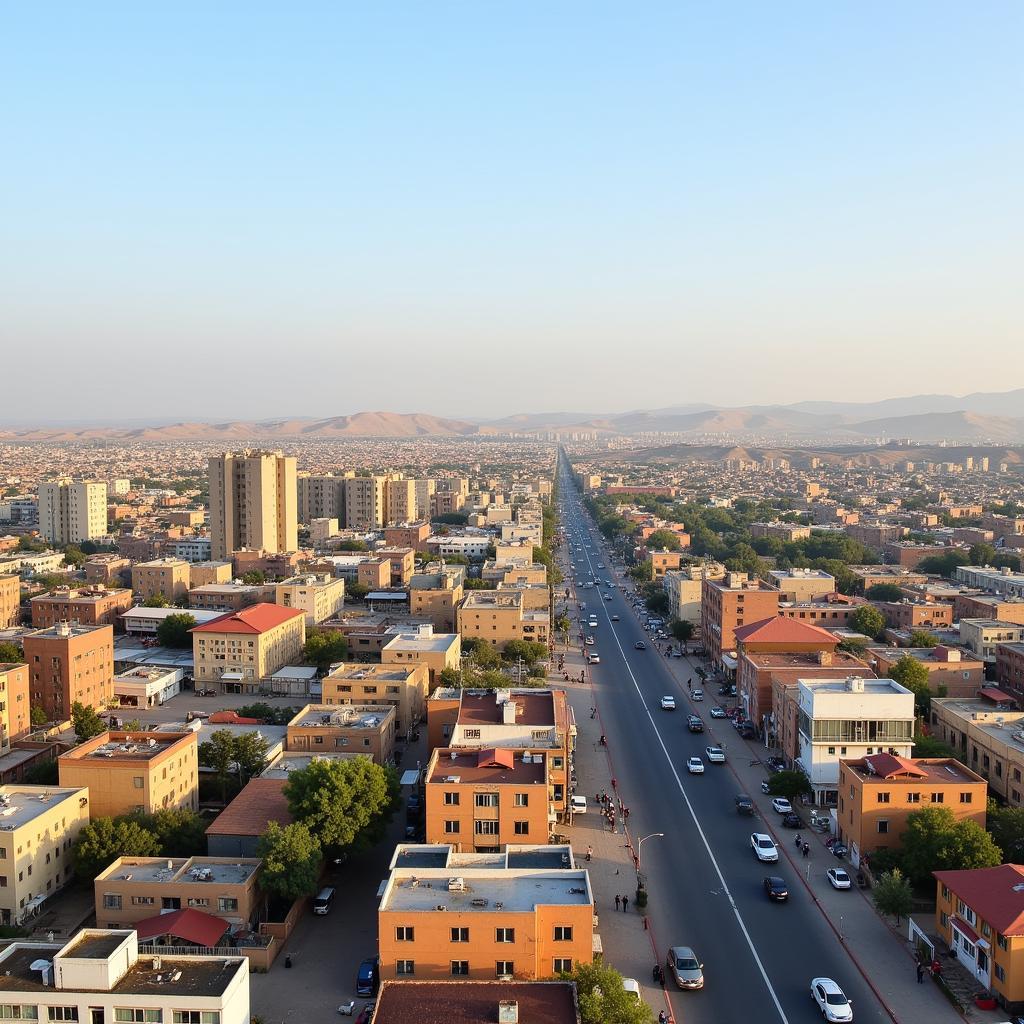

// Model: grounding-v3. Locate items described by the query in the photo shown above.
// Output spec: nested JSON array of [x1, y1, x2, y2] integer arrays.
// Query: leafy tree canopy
[[850, 605, 886, 640], [256, 821, 322, 904], [872, 868, 914, 923], [569, 961, 655, 1024], [74, 817, 161, 881], [765, 770, 812, 802], [900, 806, 1002, 887], [71, 701, 107, 741], [156, 612, 196, 649], [865, 583, 905, 602], [0, 642, 23, 664], [304, 629, 349, 670]]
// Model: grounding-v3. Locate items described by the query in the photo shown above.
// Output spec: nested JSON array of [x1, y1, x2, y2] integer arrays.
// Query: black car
[[781, 812, 803, 829], [763, 876, 789, 902], [687, 715, 704, 733], [735, 793, 754, 816], [634, 641, 646, 650], [765, 756, 786, 773]]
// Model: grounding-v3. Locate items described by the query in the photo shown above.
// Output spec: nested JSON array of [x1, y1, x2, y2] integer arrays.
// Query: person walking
[[615, 895, 621, 911], [622, 895, 629, 912], [586, 845, 593, 862], [916, 961, 924, 983]]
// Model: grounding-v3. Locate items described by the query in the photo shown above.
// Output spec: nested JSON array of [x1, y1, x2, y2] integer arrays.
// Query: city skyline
[[5, 2, 1023, 419]]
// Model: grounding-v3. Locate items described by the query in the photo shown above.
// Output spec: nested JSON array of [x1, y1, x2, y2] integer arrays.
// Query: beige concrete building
[[188, 560, 234, 587], [38, 478, 107, 544], [30, 586, 133, 630], [297, 472, 349, 524], [188, 582, 267, 612], [410, 566, 465, 632], [664, 563, 726, 623], [346, 475, 388, 531], [0, 663, 31, 747], [191, 604, 306, 693], [94, 856, 262, 931], [59, 730, 198, 818], [83, 554, 130, 586], [0, 573, 19, 629], [959, 619, 1024, 663], [482, 560, 548, 586], [457, 591, 549, 650], [209, 450, 298, 560], [386, 522, 432, 550], [768, 568, 836, 603], [322, 662, 429, 735], [377, 547, 416, 586], [386, 478, 418, 525], [23, 622, 114, 719], [381, 624, 462, 690], [0, 785, 90, 926], [274, 572, 345, 624], [286, 703, 396, 764], [131, 557, 191, 603]]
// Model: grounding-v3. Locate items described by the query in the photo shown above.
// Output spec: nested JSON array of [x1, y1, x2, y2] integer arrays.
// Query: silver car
[[666, 946, 704, 989]]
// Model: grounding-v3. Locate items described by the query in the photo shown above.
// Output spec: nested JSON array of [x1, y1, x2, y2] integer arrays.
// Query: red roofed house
[[206, 777, 293, 857], [934, 864, 1024, 1008], [134, 907, 230, 948], [191, 603, 306, 695]]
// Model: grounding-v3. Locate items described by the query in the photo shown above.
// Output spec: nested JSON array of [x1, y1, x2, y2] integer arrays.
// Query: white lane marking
[[563, 483, 791, 1024]]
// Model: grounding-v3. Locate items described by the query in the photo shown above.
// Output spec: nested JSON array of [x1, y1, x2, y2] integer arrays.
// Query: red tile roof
[[374, 981, 579, 1024], [205, 778, 292, 836], [734, 616, 838, 647], [862, 753, 928, 779], [933, 865, 1024, 935], [978, 687, 1016, 705], [134, 907, 230, 947], [190, 603, 305, 635], [476, 749, 515, 770]]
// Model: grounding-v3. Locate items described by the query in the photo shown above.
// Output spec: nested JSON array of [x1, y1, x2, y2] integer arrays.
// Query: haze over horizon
[[5, 2, 1022, 421]]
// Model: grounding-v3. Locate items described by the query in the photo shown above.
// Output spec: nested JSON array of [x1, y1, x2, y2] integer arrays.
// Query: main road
[[556, 455, 889, 1024]]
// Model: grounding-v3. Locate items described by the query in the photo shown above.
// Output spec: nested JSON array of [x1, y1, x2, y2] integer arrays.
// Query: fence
[[140, 939, 277, 972]]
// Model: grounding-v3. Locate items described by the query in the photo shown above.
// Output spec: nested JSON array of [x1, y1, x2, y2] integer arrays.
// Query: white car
[[611, 614, 620, 621], [661, 696, 676, 710], [585, 636, 595, 646], [686, 757, 705, 775], [691, 689, 704, 701], [705, 746, 726, 764], [751, 833, 779, 862], [709, 707, 727, 719], [811, 978, 853, 1022], [587, 654, 600, 664], [771, 797, 793, 815], [827, 868, 852, 890], [570, 796, 588, 814]]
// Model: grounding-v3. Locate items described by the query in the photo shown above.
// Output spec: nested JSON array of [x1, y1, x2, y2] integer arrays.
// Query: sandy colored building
[[188, 581, 268, 612], [377, 547, 417, 586], [378, 844, 594, 981], [0, 574, 19, 629], [875, 599, 953, 632], [457, 591, 549, 651], [424, 748, 551, 849], [209, 450, 298, 561], [386, 522, 432, 550], [777, 593, 866, 629], [750, 522, 811, 542], [959, 619, 1024, 663], [382, 624, 462, 690], [386, 479, 418, 525], [273, 572, 345, 624], [83, 554, 130, 586], [866, 645, 984, 699], [0, 663, 31, 746], [188, 560, 234, 587], [94, 856, 262, 931], [482, 560, 548, 587], [663, 563, 726, 624], [38, 478, 108, 544], [701, 572, 780, 666], [346, 475, 388, 531], [191, 603, 306, 693], [286, 703, 396, 764], [955, 594, 1024, 626], [410, 566, 465, 632], [30, 586, 132, 630], [768, 568, 836, 603], [23, 621, 114, 719], [322, 663, 429, 736], [131, 557, 191, 603], [358, 558, 392, 590], [837, 754, 986, 868], [297, 472, 348, 524], [647, 549, 683, 579], [0, 785, 91, 926]]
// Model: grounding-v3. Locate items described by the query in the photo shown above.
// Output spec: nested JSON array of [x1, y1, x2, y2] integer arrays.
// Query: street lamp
[[636, 832, 665, 871]]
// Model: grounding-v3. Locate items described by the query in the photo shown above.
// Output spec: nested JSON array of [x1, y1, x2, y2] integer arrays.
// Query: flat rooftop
[[799, 676, 910, 696], [427, 749, 546, 786], [0, 786, 87, 830], [455, 690, 559, 728], [383, 631, 459, 652], [261, 752, 356, 779], [25, 622, 109, 640], [290, 704, 394, 730], [62, 931, 126, 959], [744, 652, 872, 671], [868, 646, 983, 665], [843, 756, 985, 785], [31, 588, 129, 603], [382, 868, 590, 913], [326, 664, 420, 683], [461, 592, 522, 609], [97, 856, 260, 885], [389, 844, 574, 871], [373, 980, 579, 1024], [62, 731, 192, 762]]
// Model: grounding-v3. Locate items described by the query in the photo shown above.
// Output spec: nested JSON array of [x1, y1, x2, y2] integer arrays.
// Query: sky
[[3, 2, 1022, 423]]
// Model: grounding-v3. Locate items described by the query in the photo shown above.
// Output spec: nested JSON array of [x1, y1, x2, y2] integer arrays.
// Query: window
[[464, 729, 481, 739], [828, 747, 835, 756], [496, 961, 514, 977], [444, 820, 460, 834], [941, 885, 950, 900], [0, 1008, 38, 1021], [396, 926, 414, 941], [218, 898, 238, 912], [514, 793, 529, 807], [171, 1014, 219, 1024], [475, 820, 499, 836], [940, 911, 948, 928], [396, 960, 415, 976], [514, 821, 530, 836], [960, 792, 973, 804], [553, 926, 573, 941], [444, 792, 460, 806], [102, 893, 122, 910], [957, 901, 976, 925], [877, 820, 889, 834], [451, 927, 469, 943], [931, 793, 945, 804], [187, 898, 209, 908], [876, 792, 890, 804], [132, 896, 155, 906], [907, 792, 920, 804], [552, 757, 564, 770], [496, 928, 515, 943], [47, 1012, 79, 1023], [995, 964, 1006, 983], [998, 934, 1008, 951], [553, 958, 572, 974], [451, 961, 469, 976], [114, 1012, 162, 1023], [475, 793, 499, 808]]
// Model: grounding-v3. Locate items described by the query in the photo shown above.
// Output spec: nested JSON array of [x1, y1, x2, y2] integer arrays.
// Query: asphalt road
[[557, 457, 887, 1024]]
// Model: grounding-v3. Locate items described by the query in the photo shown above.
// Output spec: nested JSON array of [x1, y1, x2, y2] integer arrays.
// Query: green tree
[[336, 540, 368, 552], [23, 757, 58, 785], [765, 770, 812, 802], [502, 640, 548, 666], [142, 592, 169, 608], [907, 629, 939, 648], [850, 605, 886, 640], [916, 551, 971, 579], [900, 806, 1003, 887], [74, 817, 161, 881], [156, 612, 197, 649], [646, 530, 682, 552], [969, 543, 997, 567], [303, 629, 349, 670], [122, 719, 143, 732], [256, 821, 322, 905], [889, 654, 933, 714], [240, 570, 266, 585], [0, 642, 23, 663], [233, 731, 271, 780], [433, 512, 469, 526], [865, 583, 905, 602], [872, 868, 914, 924], [71, 701, 107, 741], [62, 545, 86, 567], [29, 706, 48, 728], [143, 808, 209, 857], [628, 560, 653, 584], [346, 582, 370, 602], [644, 589, 670, 616], [670, 620, 695, 645], [569, 961, 655, 1024], [912, 730, 955, 758], [464, 638, 502, 669], [554, 613, 571, 635], [283, 758, 399, 854], [988, 805, 1024, 861], [198, 730, 240, 802]]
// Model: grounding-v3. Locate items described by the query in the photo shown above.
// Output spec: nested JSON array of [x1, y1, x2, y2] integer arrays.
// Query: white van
[[313, 886, 336, 915]]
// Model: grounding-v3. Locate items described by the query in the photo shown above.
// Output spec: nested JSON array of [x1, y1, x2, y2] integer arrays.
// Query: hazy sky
[[4, 2, 1022, 423]]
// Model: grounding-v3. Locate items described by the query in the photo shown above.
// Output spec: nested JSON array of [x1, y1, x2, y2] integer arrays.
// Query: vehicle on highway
[[761, 779, 772, 794], [751, 833, 779, 862], [687, 715, 703, 733], [570, 796, 588, 814], [763, 876, 789, 902], [810, 977, 853, 1022], [735, 793, 755, 815], [705, 746, 726, 763], [587, 653, 600, 664], [827, 868, 852, 890], [666, 946, 704, 990], [691, 689, 704, 701], [604, 593, 613, 601], [686, 756, 705, 774], [709, 706, 727, 719], [611, 614, 620, 621], [781, 811, 803, 828], [771, 797, 793, 814], [585, 635, 595, 645], [660, 695, 676, 710], [634, 641, 646, 650]]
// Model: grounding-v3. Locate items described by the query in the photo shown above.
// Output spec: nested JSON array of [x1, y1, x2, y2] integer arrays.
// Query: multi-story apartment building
[[424, 748, 551, 849], [959, 619, 1024, 663], [457, 591, 549, 650], [273, 573, 345, 625], [297, 472, 349, 525], [0, 663, 31, 746], [381, 624, 462, 690], [0, 573, 19, 629], [955, 594, 1024, 626], [845, 522, 906, 548], [701, 572, 780, 666], [38, 478, 107, 544], [413, 479, 436, 520], [768, 568, 836, 603], [322, 663, 429, 736], [191, 604, 305, 693], [172, 537, 213, 562], [777, 593, 866, 629], [996, 644, 1024, 704], [750, 522, 811, 542], [0, 930, 249, 1023], [286, 703, 396, 764], [956, 565, 1024, 599], [59, 730, 198, 818], [409, 566, 465, 632], [23, 622, 114, 719], [131, 557, 191, 603], [663, 563, 725, 624], [0, 785, 91, 926], [188, 560, 234, 587], [83, 554, 131, 586], [188, 582, 268, 612], [346, 475, 388, 531], [426, 689, 573, 815], [30, 586, 133, 630], [94, 856, 262, 931], [850, 566, 929, 592], [376, 547, 416, 587], [121, 606, 222, 636], [378, 844, 594, 981], [386, 479, 418, 525], [647, 550, 683, 579], [875, 599, 953, 632], [866, 645, 984, 698], [385, 522, 432, 550], [796, 676, 915, 804], [209, 450, 298, 560], [836, 755, 986, 868]]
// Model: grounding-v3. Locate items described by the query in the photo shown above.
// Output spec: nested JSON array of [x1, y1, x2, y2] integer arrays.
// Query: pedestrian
[[624, 806, 630, 820], [586, 845, 593, 862], [802, 841, 809, 857], [916, 962, 924, 984], [615, 895, 621, 911], [611, 777, 617, 790], [622, 895, 629, 912]]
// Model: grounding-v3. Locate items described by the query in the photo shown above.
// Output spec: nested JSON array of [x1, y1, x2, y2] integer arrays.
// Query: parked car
[[356, 957, 379, 997], [611, 614, 620, 621], [827, 868, 852, 890], [766, 756, 786, 772], [781, 812, 803, 829], [691, 689, 704, 701], [735, 793, 754, 815], [570, 796, 588, 814], [687, 715, 704, 733], [751, 833, 779, 862], [587, 653, 600, 664], [771, 797, 793, 814], [634, 641, 646, 650], [661, 695, 676, 710], [686, 756, 705, 775], [705, 746, 726, 764], [709, 707, 727, 719], [763, 876, 789, 902], [810, 978, 853, 1022], [666, 946, 704, 990]]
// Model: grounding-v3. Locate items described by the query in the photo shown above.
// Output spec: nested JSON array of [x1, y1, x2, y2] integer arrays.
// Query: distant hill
[[843, 410, 1024, 442]]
